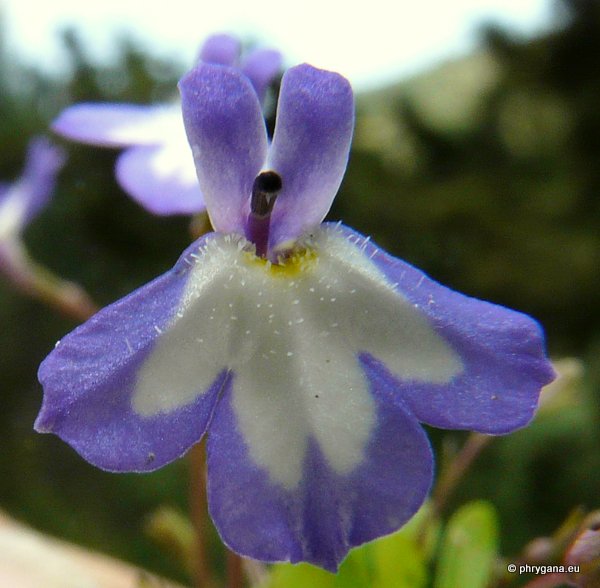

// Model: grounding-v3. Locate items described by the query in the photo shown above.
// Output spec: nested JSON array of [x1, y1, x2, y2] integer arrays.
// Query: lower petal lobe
[[207, 373, 432, 571], [36, 234, 225, 472], [337, 225, 555, 434]]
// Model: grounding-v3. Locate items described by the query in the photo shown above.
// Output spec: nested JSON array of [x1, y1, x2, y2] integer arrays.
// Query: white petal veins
[[132, 226, 463, 489]]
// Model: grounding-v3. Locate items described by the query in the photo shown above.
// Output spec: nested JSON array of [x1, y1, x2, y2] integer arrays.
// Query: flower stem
[[226, 550, 244, 588], [432, 432, 493, 517], [189, 440, 248, 588], [188, 441, 217, 588], [0, 239, 97, 321]]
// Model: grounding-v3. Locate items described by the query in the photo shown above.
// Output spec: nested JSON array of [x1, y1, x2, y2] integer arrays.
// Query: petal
[[116, 144, 204, 215], [19, 137, 66, 223], [131, 227, 437, 568], [150, 226, 452, 491], [179, 63, 268, 234], [52, 103, 181, 147], [0, 138, 65, 239], [241, 48, 282, 104], [335, 224, 555, 434], [207, 377, 432, 571], [0, 181, 9, 200], [198, 33, 240, 66], [35, 233, 229, 472], [267, 64, 354, 251]]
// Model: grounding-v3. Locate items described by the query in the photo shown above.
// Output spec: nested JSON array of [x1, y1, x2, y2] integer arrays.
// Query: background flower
[[0, 137, 65, 283], [51, 33, 282, 215]]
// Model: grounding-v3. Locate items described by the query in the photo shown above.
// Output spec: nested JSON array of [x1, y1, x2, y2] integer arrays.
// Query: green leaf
[[367, 530, 427, 588], [434, 500, 499, 588]]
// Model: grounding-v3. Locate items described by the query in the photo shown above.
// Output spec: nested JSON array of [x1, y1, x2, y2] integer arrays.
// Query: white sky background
[[2, 0, 556, 90]]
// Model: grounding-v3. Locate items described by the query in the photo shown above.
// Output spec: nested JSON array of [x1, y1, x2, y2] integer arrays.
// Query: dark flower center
[[251, 171, 282, 217], [246, 170, 283, 258]]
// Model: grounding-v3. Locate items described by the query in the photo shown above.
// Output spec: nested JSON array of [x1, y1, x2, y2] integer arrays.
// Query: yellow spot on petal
[[242, 247, 319, 279]]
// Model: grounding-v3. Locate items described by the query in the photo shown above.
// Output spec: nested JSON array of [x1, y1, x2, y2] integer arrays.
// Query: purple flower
[[51, 34, 281, 215], [0, 137, 65, 242], [0, 137, 65, 284], [36, 63, 555, 571]]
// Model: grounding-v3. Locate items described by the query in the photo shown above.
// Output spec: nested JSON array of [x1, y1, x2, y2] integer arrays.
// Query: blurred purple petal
[[198, 33, 240, 66], [116, 144, 204, 215], [0, 182, 9, 200], [20, 137, 66, 224], [52, 103, 181, 147], [180, 63, 267, 233], [208, 377, 432, 571], [0, 137, 65, 239], [241, 48, 282, 103], [268, 64, 354, 251], [565, 527, 600, 567]]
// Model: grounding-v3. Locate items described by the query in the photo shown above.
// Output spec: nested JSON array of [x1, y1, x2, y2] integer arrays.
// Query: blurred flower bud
[[564, 513, 600, 587]]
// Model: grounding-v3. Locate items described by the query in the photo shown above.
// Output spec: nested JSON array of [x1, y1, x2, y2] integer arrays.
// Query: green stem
[[432, 432, 493, 517], [0, 239, 97, 321]]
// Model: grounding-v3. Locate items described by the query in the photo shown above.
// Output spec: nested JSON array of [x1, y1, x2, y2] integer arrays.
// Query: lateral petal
[[337, 224, 555, 433], [115, 144, 204, 215], [35, 234, 229, 472], [52, 103, 181, 147]]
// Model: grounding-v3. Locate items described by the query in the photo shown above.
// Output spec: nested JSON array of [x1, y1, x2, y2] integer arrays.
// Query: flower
[[0, 137, 65, 282], [0, 137, 65, 242], [51, 33, 282, 215], [36, 62, 555, 571]]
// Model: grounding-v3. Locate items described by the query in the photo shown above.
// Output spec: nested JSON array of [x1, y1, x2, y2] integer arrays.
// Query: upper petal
[[35, 233, 228, 472], [198, 33, 240, 66], [52, 103, 181, 147], [267, 64, 354, 251], [116, 144, 204, 215], [241, 48, 283, 104], [179, 63, 268, 234], [336, 225, 555, 434]]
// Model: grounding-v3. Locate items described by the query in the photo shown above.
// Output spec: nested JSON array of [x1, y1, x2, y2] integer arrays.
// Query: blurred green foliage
[[0, 0, 599, 584], [434, 501, 498, 588], [267, 505, 432, 588]]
